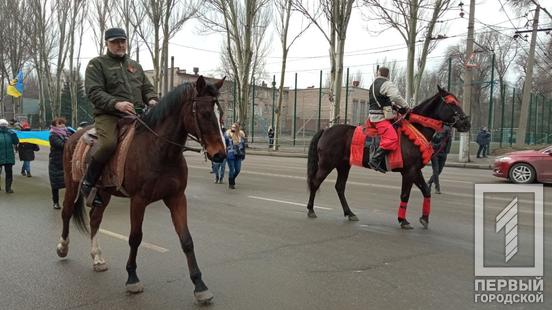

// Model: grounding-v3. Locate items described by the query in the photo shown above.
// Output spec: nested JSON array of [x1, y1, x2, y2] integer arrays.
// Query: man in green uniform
[[82, 27, 158, 207]]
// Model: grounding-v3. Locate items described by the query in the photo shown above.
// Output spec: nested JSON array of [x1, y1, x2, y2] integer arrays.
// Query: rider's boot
[[368, 146, 389, 174], [81, 158, 105, 207]]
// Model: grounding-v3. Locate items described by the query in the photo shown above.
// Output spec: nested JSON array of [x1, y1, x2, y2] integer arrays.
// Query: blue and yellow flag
[[7, 70, 24, 98], [15, 130, 50, 147]]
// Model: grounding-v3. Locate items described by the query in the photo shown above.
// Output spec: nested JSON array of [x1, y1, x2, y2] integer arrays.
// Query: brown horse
[[306, 86, 471, 229], [56, 76, 226, 304]]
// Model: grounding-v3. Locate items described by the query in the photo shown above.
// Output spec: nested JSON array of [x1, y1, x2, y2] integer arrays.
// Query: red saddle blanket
[[71, 121, 136, 190], [349, 120, 433, 171]]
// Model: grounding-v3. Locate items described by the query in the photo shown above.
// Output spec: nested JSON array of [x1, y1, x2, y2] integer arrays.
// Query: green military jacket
[[85, 51, 158, 116]]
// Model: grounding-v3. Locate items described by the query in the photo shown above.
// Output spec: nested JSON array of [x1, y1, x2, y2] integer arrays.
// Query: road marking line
[[248, 195, 332, 210], [99, 229, 169, 253]]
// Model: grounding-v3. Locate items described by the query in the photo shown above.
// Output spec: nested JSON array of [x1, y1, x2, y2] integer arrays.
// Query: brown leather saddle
[[71, 117, 136, 191]]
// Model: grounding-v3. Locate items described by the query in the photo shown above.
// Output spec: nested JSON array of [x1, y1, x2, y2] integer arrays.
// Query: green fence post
[[251, 78, 255, 143], [540, 95, 545, 144], [318, 70, 322, 131], [447, 57, 452, 91], [271, 75, 276, 129], [487, 53, 495, 147], [293, 73, 297, 146], [344, 68, 349, 125], [232, 81, 236, 123], [499, 84, 506, 148], [510, 88, 516, 147], [548, 99, 551, 144]]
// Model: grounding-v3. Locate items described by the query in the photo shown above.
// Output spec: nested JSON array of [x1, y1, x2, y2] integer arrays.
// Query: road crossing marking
[[99, 229, 169, 253], [248, 195, 332, 210]]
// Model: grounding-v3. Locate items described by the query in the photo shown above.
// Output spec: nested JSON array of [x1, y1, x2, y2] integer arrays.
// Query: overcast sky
[[78, 0, 551, 89]]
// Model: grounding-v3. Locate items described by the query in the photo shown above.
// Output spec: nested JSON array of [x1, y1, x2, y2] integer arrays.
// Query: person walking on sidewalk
[[476, 127, 491, 158], [0, 119, 19, 193], [267, 127, 274, 148], [427, 125, 452, 194], [225, 123, 246, 189], [18, 124, 39, 177], [49, 118, 71, 209]]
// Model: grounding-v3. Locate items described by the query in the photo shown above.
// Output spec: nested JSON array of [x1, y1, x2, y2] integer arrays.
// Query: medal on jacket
[[127, 65, 136, 73]]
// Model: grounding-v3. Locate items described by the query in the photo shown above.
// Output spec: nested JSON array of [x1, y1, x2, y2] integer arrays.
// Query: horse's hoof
[[56, 239, 69, 258], [400, 220, 413, 230], [194, 289, 214, 305], [348, 215, 359, 221], [419, 217, 429, 229], [126, 282, 144, 294], [307, 211, 317, 219], [93, 262, 108, 272]]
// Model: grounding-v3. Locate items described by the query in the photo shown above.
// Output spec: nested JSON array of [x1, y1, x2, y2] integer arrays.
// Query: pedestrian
[[49, 117, 71, 209], [213, 127, 227, 184], [366, 66, 410, 173], [0, 118, 19, 193], [83, 27, 158, 208], [225, 123, 246, 189], [267, 126, 274, 148], [476, 127, 491, 158], [427, 125, 452, 194], [17, 123, 39, 177]]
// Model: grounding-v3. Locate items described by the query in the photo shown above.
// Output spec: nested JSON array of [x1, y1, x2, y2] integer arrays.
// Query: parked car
[[493, 145, 552, 184]]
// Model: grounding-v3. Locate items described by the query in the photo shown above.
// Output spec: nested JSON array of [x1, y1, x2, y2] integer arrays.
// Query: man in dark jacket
[[82, 27, 159, 207], [0, 118, 19, 193], [367, 67, 409, 173], [427, 125, 452, 194], [476, 127, 491, 158]]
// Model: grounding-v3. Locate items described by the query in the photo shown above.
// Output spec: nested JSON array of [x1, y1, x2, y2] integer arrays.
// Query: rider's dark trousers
[[93, 114, 119, 164]]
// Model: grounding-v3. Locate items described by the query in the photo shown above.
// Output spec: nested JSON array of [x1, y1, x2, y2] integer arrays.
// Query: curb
[[247, 150, 493, 170]]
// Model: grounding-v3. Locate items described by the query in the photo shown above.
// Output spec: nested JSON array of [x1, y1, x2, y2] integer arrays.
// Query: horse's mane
[[141, 83, 195, 128], [411, 92, 441, 113]]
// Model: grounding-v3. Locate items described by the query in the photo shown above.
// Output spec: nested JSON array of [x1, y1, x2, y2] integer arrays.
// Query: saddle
[[71, 117, 136, 191], [350, 120, 403, 171]]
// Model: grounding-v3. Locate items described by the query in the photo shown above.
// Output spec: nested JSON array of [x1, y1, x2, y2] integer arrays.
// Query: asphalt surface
[[0, 150, 551, 310]]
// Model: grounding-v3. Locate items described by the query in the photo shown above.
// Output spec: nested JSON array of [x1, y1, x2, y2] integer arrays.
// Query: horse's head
[[191, 76, 227, 162], [413, 86, 471, 132]]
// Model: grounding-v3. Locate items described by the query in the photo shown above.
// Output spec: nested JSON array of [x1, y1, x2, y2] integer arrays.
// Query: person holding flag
[[0, 119, 19, 193], [7, 70, 24, 98]]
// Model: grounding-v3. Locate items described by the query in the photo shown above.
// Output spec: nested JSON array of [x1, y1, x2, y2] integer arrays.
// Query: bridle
[[440, 94, 468, 127], [134, 94, 223, 153]]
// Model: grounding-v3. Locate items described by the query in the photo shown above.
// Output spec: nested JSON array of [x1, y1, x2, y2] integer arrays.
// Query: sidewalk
[[246, 142, 495, 170]]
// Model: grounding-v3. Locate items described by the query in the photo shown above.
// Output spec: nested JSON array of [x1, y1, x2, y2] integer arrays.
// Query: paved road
[[1, 150, 550, 309]]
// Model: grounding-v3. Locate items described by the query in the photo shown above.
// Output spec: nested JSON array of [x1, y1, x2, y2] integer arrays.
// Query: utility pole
[[459, 0, 476, 163], [515, 4, 539, 147]]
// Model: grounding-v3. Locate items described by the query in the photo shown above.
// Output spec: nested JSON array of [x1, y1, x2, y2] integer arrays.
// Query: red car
[[493, 145, 552, 184]]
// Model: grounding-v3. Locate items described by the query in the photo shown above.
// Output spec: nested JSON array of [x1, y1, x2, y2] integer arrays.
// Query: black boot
[[81, 158, 105, 207], [368, 147, 389, 174]]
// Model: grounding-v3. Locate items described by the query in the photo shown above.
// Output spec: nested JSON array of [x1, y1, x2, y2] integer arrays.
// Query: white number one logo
[[496, 197, 519, 263]]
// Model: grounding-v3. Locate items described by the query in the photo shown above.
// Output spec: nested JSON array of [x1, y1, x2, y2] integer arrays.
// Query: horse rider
[[82, 27, 159, 207], [367, 66, 409, 173]]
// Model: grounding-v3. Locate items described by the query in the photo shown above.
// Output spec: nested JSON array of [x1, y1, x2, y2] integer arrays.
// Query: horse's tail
[[72, 191, 89, 234], [307, 129, 324, 192]]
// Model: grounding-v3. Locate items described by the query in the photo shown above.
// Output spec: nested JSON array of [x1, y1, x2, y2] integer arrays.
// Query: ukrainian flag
[[7, 70, 24, 98], [16, 130, 50, 147]]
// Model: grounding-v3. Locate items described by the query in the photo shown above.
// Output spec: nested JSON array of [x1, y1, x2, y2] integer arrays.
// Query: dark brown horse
[[56, 76, 226, 304], [306, 86, 470, 229]]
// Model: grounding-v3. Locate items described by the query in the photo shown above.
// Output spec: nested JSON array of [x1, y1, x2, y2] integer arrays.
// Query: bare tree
[[115, 0, 142, 57], [273, 0, 311, 150], [88, 0, 112, 56], [132, 0, 201, 95], [294, 0, 356, 126], [201, 0, 272, 129], [363, 0, 452, 103], [67, 0, 87, 125]]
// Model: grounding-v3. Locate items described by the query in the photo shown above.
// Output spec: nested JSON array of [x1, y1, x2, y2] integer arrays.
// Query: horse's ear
[[437, 84, 446, 93], [214, 76, 226, 90], [196, 75, 206, 92]]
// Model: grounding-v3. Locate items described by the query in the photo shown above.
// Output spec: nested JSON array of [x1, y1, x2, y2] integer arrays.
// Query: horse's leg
[[164, 194, 213, 305], [412, 170, 432, 229], [125, 197, 146, 294], [307, 165, 333, 219], [398, 171, 415, 230], [57, 181, 79, 258], [89, 193, 111, 272], [335, 163, 358, 221]]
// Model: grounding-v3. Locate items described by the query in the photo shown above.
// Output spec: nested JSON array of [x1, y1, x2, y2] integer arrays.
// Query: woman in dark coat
[[49, 117, 70, 209], [18, 124, 40, 177], [0, 118, 19, 193]]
